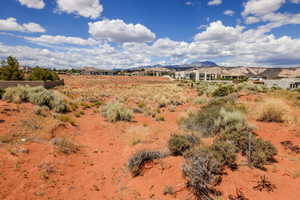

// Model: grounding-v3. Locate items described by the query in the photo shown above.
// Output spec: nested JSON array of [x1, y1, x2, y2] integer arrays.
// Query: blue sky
[[0, 0, 300, 69]]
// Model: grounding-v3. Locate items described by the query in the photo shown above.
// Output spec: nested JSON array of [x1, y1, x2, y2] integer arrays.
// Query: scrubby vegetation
[[102, 101, 133, 122], [257, 101, 285, 123], [168, 134, 200, 156], [3, 85, 68, 112], [52, 137, 80, 154], [128, 150, 166, 177], [28, 67, 60, 81], [212, 84, 235, 97], [183, 149, 222, 200]]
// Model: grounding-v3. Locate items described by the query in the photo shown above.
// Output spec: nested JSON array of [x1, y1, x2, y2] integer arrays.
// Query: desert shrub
[[257, 103, 285, 123], [168, 134, 200, 156], [181, 103, 250, 137], [102, 102, 133, 122], [27, 67, 59, 81], [0, 56, 24, 80], [249, 138, 277, 169], [183, 149, 222, 200], [3, 85, 29, 103], [212, 85, 235, 97], [55, 114, 76, 126], [210, 139, 238, 169], [237, 82, 268, 93], [52, 137, 80, 154], [128, 150, 165, 177], [3, 86, 68, 112], [218, 130, 277, 169], [180, 104, 222, 137]]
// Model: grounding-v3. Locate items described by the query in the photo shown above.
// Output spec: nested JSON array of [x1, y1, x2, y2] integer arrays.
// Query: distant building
[[263, 78, 300, 89]]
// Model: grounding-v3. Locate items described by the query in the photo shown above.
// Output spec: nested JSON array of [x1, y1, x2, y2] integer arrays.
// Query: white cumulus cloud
[[25, 35, 98, 46], [17, 0, 45, 9], [56, 0, 103, 19], [0, 17, 46, 33], [88, 19, 156, 43], [224, 10, 235, 16], [208, 0, 222, 6]]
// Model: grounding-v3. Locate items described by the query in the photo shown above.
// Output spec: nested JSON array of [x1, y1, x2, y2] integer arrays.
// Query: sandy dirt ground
[[0, 75, 300, 200]]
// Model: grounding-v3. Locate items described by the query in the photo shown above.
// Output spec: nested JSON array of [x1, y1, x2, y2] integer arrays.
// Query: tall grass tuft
[[102, 101, 133, 122]]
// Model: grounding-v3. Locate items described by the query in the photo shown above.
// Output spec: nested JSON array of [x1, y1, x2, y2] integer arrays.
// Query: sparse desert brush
[[168, 134, 200, 156], [34, 105, 49, 116], [51, 137, 80, 154], [3, 85, 29, 103], [249, 138, 277, 169], [182, 149, 222, 200], [102, 101, 133, 122], [237, 82, 268, 93], [3, 86, 68, 112], [128, 150, 166, 177], [54, 114, 77, 126], [210, 139, 238, 169], [257, 99, 286, 123], [180, 103, 249, 137], [194, 96, 208, 105], [212, 84, 235, 97]]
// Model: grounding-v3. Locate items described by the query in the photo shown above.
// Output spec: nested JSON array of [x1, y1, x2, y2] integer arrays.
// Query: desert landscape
[[0, 73, 300, 200], [1, 0, 300, 199]]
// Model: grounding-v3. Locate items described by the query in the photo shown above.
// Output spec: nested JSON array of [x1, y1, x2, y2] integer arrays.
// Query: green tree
[[28, 67, 60, 81], [0, 56, 24, 80]]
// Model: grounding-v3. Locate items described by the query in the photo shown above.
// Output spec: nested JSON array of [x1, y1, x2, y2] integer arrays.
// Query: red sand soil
[[0, 76, 300, 200]]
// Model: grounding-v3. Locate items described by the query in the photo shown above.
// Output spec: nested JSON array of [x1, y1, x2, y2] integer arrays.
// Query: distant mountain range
[[81, 61, 300, 78], [113, 61, 219, 71]]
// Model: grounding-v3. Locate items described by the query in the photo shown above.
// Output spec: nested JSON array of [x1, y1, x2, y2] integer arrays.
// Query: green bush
[[212, 85, 235, 97], [168, 134, 200, 156], [0, 56, 24, 80], [3, 85, 68, 112], [180, 102, 250, 137], [102, 102, 133, 122], [27, 67, 59, 81], [249, 138, 277, 169], [128, 150, 165, 177], [210, 139, 238, 169]]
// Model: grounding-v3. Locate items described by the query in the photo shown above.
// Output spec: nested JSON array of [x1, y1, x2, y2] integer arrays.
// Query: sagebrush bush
[[168, 134, 200, 156], [3, 85, 68, 112], [181, 102, 250, 137], [212, 85, 235, 97], [3, 85, 29, 103], [128, 150, 165, 177], [183, 149, 222, 200], [249, 138, 277, 169], [210, 139, 238, 169], [102, 102, 133, 122]]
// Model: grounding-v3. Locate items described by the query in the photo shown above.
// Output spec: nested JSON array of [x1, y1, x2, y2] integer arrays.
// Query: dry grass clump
[[102, 101, 133, 122], [51, 137, 80, 154], [128, 150, 166, 177], [3, 85, 68, 112], [54, 114, 77, 126], [257, 99, 286, 123]]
